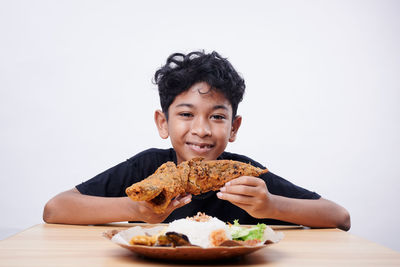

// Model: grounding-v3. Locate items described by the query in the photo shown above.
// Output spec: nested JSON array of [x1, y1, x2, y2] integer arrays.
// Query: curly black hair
[[154, 51, 245, 120]]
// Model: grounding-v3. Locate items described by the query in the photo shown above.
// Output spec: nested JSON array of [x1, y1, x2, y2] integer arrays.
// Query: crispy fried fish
[[125, 158, 268, 213]]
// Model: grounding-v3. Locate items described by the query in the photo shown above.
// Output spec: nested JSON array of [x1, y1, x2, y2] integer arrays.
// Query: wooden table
[[1, 223, 399, 266]]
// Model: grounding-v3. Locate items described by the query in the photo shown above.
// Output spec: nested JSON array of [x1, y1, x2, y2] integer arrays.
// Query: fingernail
[[173, 200, 179, 206], [220, 187, 226, 192], [226, 182, 231, 186], [217, 192, 223, 198], [184, 198, 191, 204]]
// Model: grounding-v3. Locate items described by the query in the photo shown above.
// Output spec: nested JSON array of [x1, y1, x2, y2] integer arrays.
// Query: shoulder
[[219, 151, 266, 169]]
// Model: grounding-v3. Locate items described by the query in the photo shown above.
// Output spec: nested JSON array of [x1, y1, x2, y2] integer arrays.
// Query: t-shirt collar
[[170, 148, 226, 163]]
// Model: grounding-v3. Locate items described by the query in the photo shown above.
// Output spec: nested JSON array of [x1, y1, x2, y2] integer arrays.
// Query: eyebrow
[[213, 105, 229, 111], [175, 103, 229, 111], [175, 103, 193, 108]]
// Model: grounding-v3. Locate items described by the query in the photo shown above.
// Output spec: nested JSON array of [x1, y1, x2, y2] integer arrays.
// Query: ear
[[229, 115, 242, 142], [154, 110, 169, 139]]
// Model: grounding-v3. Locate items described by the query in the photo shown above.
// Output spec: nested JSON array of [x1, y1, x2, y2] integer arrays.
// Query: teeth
[[189, 143, 212, 149]]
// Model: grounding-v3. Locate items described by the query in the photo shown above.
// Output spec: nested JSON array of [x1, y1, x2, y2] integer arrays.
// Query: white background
[[1, 0, 399, 252]]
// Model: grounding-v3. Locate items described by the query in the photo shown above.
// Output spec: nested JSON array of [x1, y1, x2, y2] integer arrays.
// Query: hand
[[216, 176, 273, 219], [127, 193, 192, 224]]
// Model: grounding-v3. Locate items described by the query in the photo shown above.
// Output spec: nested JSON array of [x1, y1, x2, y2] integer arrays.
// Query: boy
[[43, 51, 350, 230]]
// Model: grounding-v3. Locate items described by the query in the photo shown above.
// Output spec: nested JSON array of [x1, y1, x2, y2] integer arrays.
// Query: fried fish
[[125, 158, 268, 213]]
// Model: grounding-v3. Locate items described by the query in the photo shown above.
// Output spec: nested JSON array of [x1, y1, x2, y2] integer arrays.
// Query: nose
[[191, 116, 211, 137]]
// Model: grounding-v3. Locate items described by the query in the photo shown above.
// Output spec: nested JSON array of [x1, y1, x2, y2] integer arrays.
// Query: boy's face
[[155, 82, 241, 164]]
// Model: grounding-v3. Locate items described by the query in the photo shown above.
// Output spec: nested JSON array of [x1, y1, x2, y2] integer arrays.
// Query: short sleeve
[[75, 148, 175, 197], [75, 159, 137, 197], [261, 172, 321, 199], [219, 151, 321, 200]]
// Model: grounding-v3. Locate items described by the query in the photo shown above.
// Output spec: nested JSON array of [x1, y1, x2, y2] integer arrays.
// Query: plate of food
[[104, 213, 283, 261]]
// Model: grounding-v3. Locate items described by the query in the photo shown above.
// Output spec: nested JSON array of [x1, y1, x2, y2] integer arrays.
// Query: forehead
[[172, 82, 232, 110]]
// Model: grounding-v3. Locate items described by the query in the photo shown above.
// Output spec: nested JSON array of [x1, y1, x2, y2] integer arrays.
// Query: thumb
[[170, 194, 192, 210]]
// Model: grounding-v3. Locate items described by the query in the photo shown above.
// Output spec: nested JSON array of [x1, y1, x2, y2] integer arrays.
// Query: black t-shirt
[[76, 148, 320, 225]]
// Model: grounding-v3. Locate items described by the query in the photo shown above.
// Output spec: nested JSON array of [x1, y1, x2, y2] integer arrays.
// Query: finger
[[217, 191, 254, 205], [175, 193, 191, 201], [220, 184, 260, 197], [171, 194, 192, 208], [225, 176, 264, 187]]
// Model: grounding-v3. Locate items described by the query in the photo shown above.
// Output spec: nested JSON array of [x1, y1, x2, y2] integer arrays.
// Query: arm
[[43, 188, 192, 225], [217, 176, 351, 231]]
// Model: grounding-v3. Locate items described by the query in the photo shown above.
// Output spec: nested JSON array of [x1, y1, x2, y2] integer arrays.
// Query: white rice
[[165, 217, 231, 248]]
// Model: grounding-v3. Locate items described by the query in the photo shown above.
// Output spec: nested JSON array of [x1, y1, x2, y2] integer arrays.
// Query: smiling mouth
[[186, 142, 214, 151]]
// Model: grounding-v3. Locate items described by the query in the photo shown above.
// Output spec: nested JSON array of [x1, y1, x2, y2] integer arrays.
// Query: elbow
[[43, 188, 78, 224], [43, 198, 58, 224], [337, 208, 351, 231]]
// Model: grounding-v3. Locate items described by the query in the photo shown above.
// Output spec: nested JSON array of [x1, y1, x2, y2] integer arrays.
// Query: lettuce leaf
[[230, 220, 267, 241]]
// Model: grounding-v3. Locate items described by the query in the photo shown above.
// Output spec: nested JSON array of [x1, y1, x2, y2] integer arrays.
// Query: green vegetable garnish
[[230, 220, 266, 241]]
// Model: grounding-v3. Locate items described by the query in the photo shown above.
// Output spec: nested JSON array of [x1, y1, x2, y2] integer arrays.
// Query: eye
[[211, 114, 226, 120], [179, 112, 193, 118]]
